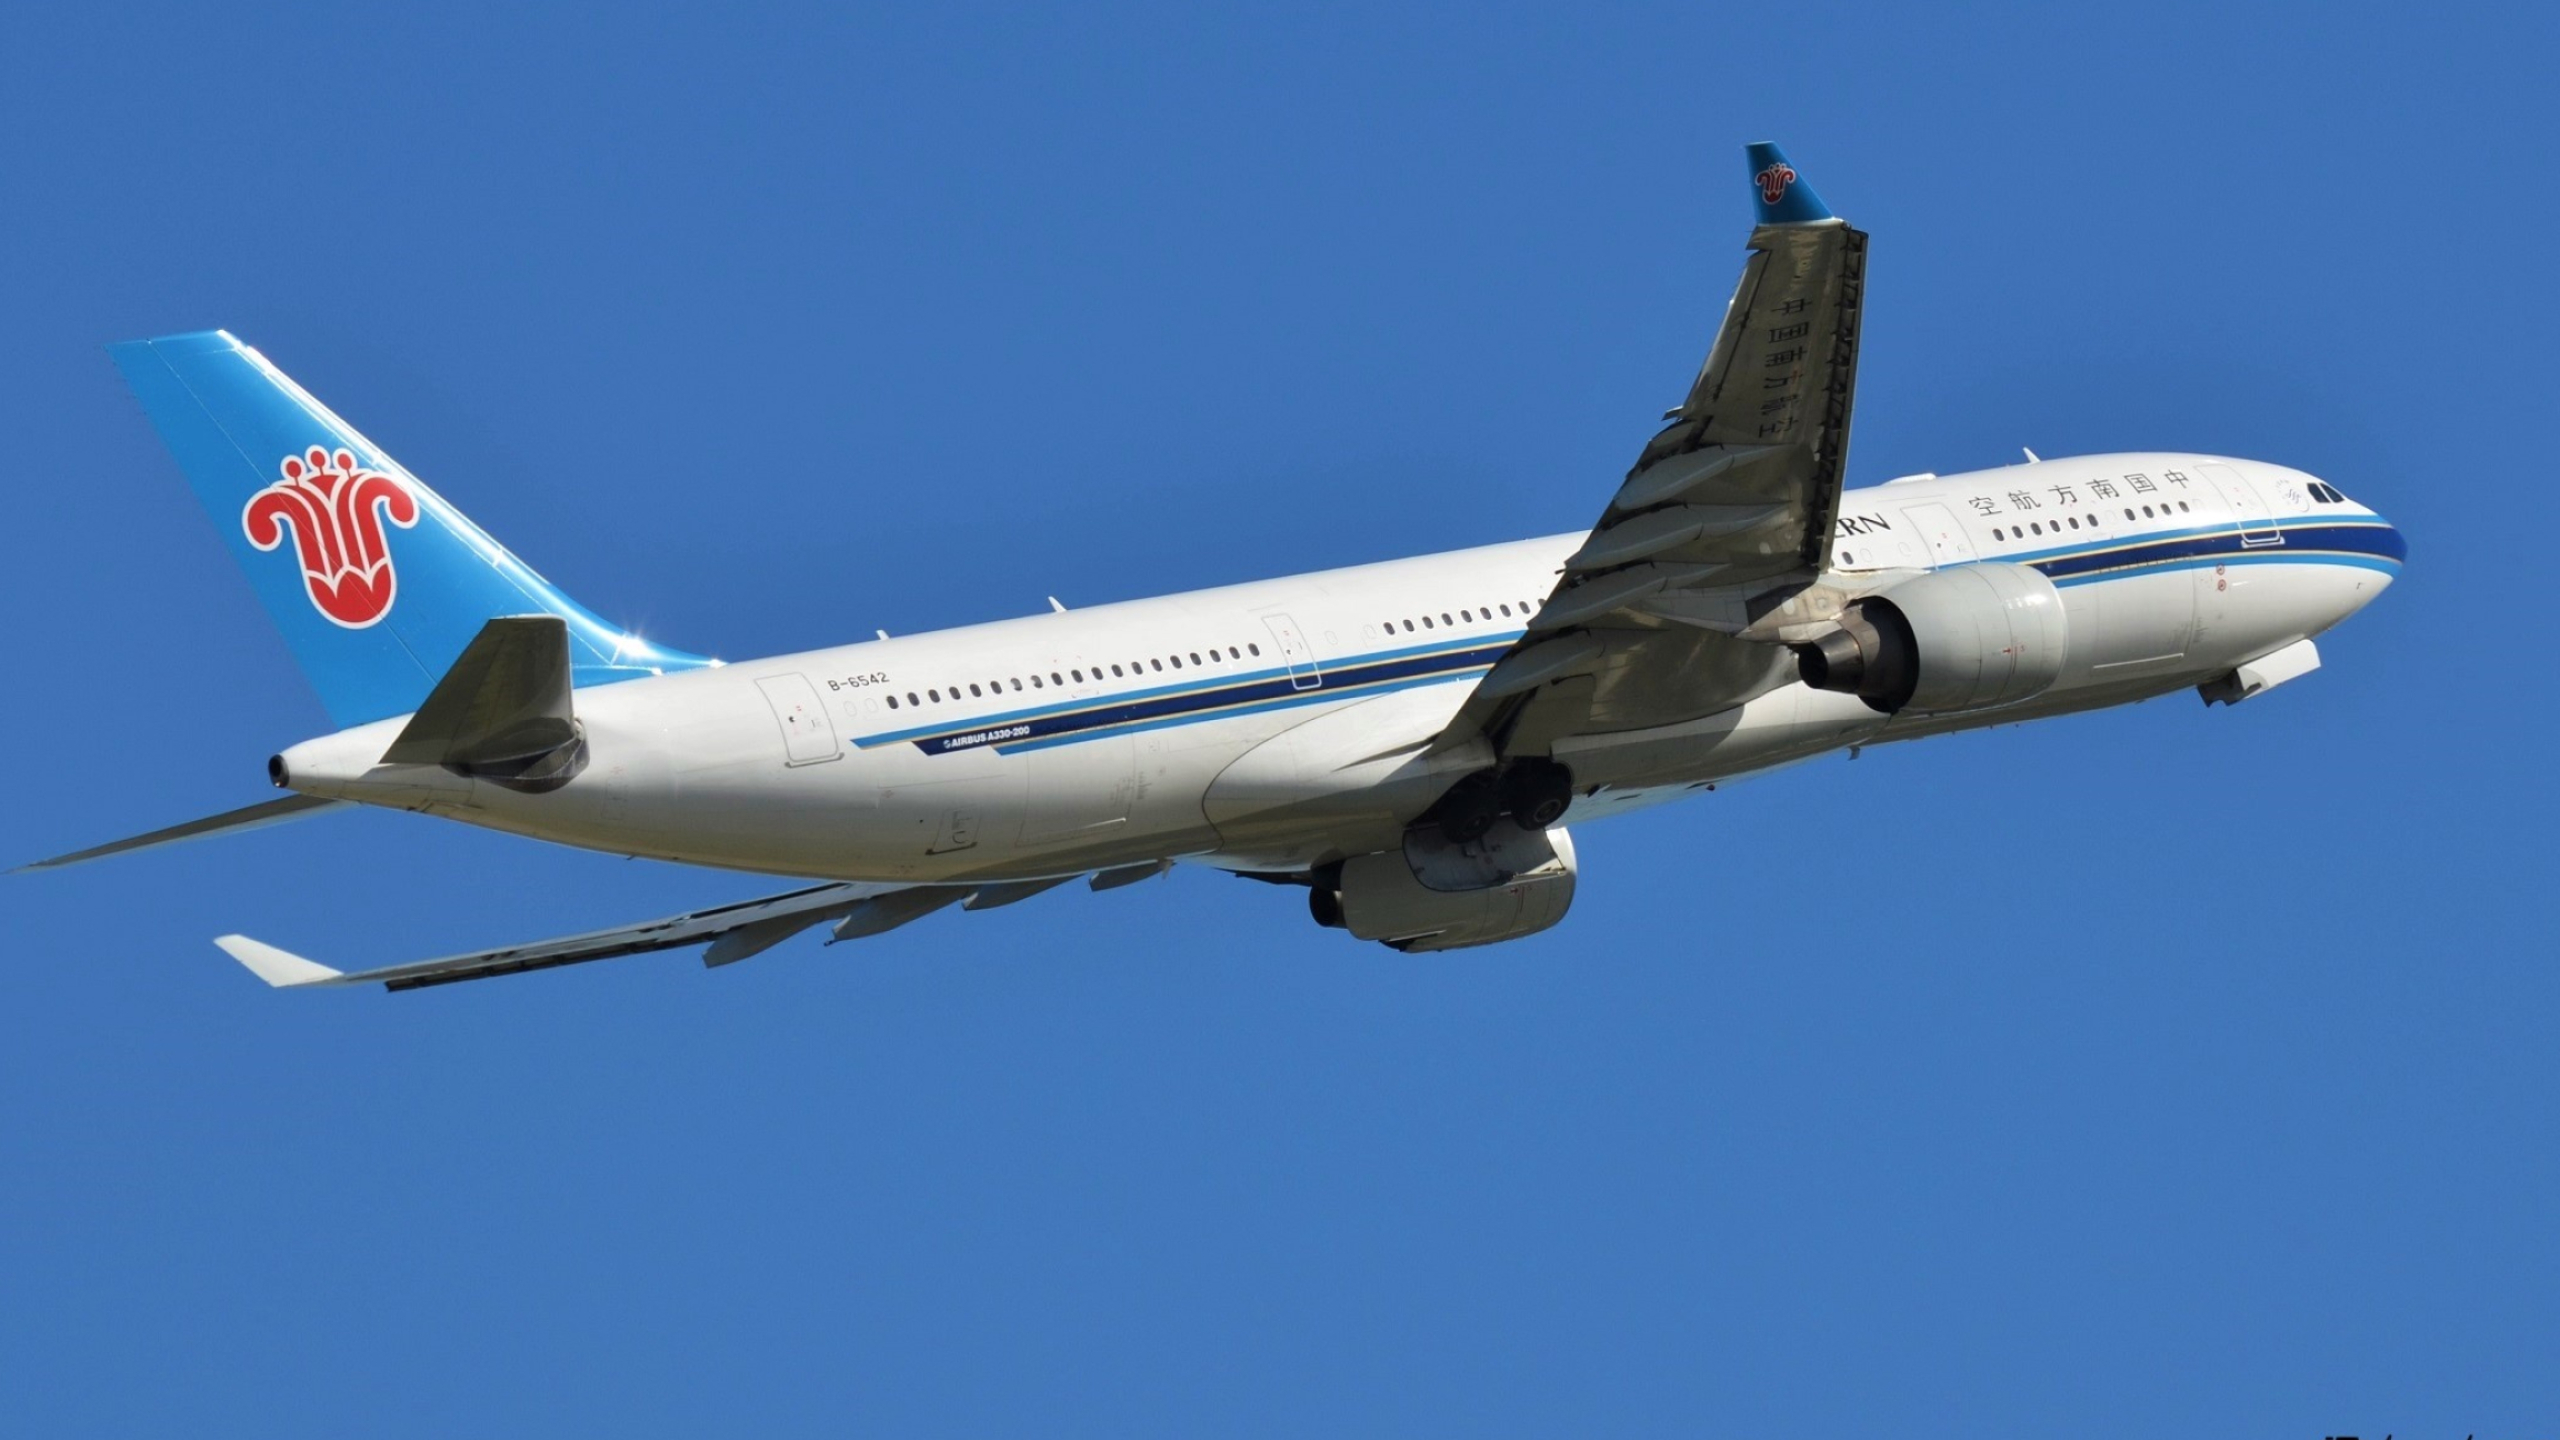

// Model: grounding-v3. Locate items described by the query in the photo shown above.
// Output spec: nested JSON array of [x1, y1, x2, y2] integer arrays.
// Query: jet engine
[[1310, 823, 1577, 952], [1794, 562, 2069, 715]]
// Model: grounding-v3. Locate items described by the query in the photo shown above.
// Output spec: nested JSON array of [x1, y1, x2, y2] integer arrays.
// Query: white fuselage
[[277, 452, 2402, 882]]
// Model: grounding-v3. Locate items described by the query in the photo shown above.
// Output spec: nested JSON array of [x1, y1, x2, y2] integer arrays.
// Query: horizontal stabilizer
[[16, 794, 347, 873], [382, 615, 585, 791]]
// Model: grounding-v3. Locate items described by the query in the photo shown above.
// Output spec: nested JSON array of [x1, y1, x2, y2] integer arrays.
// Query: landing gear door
[[757, 673, 842, 766], [2195, 462, 2285, 548], [1262, 613, 1323, 691], [1898, 501, 1977, 567]]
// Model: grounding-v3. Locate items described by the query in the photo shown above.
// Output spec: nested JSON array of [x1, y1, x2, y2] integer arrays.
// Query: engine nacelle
[[1795, 562, 2069, 715], [1314, 823, 1577, 952]]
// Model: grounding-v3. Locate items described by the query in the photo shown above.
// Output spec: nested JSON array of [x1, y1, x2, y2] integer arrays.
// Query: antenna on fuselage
[[2022, 447, 2041, 463], [1048, 597, 1067, 613]]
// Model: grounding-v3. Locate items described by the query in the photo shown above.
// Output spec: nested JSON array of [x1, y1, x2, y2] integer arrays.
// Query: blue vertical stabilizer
[[110, 331, 712, 727]]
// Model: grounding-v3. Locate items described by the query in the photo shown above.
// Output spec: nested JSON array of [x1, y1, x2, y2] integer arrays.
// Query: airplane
[[20, 143, 2405, 990]]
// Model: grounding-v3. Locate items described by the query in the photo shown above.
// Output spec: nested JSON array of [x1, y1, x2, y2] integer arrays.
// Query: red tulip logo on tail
[[242, 447, 420, 628], [1756, 162, 1796, 206]]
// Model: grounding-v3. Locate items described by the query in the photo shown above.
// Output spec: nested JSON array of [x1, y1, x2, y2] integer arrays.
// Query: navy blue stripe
[[2031, 522, 2404, 583]]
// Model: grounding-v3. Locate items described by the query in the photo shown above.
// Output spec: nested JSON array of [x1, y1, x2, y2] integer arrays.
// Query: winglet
[[1745, 142, 1833, 225], [214, 935, 344, 988]]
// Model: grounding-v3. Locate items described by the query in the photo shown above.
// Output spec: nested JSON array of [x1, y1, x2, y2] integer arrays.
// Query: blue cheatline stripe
[[2049, 551, 2402, 586], [2027, 520, 2404, 586], [1981, 514, 2399, 567], [854, 630, 1525, 756]]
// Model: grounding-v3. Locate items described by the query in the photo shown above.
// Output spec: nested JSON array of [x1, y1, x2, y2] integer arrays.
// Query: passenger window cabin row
[[885, 589, 1553, 715], [1379, 600, 1538, 635], [1988, 499, 2191, 543], [885, 641, 1266, 711]]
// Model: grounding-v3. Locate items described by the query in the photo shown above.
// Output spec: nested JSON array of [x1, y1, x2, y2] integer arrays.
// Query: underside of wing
[[211, 860, 1183, 991], [215, 881, 917, 990], [1447, 143, 1870, 756]]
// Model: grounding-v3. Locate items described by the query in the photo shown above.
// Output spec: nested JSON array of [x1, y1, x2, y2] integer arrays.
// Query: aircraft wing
[[1443, 143, 1869, 753], [215, 881, 924, 990], [212, 862, 1177, 991]]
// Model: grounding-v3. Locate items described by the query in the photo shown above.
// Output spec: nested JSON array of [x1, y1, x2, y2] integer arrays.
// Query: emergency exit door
[[1899, 502, 1978, 567], [2196, 462, 2285, 547], [1262, 613, 1323, 691], [757, 673, 842, 766]]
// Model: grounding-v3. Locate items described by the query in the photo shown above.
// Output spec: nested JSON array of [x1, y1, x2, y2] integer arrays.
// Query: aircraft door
[[2195, 462, 2284, 547], [1262, 613, 1323, 691], [756, 674, 842, 766], [1898, 502, 1978, 567]]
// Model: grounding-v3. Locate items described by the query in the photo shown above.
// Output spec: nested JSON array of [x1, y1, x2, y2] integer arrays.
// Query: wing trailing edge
[[1433, 141, 1866, 756], [211, 858, 1183, 991], [214, 881, 911, 991]]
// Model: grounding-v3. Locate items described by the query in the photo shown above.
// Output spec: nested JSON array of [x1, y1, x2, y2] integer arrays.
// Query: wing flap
[[208, 859, 1137, 990], [218, 881, 913, 991], [1589, 216, 1865, 599], [1439, 143, 1866, 755]]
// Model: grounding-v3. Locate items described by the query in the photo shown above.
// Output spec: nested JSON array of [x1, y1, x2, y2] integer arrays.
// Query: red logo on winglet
[[242, 446, 419, 628], [1756, 163, 1796, 206]]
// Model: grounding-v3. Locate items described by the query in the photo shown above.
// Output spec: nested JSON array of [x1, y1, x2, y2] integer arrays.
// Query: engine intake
[[1795, 562, 2069, 715]]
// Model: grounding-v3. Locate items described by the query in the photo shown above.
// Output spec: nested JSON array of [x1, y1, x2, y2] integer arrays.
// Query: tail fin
[[109, 331, 712, 727]]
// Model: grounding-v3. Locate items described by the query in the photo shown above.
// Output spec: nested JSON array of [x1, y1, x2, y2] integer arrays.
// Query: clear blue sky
[[3, 3, 2552, 1434]]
